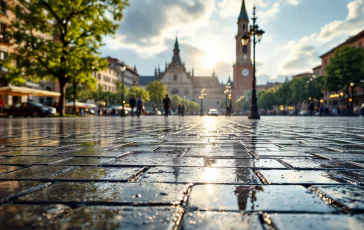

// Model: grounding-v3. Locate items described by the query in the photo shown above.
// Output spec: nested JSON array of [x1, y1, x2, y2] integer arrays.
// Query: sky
[[100, 0, 364, 85]]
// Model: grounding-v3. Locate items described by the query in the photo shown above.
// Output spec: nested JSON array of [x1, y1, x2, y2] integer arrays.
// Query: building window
[[16, 5, 20, 18], [359, 42, 362, 48], [0, 23, 7, 42], [0, 0, 7, 15], [171, 88, 179, 95], [324, 60, 327, 65], [243, 46, 247, 54], [0, 51, 7, 60], [243, 24, 245, 30], [174, 74, 177, 81], [97, 74, 101, 80]]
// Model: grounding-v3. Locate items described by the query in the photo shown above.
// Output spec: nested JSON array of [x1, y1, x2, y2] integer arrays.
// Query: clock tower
[[233, 0, 253, 108]]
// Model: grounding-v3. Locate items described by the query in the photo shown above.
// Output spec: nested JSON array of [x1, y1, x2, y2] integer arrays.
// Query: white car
[[208, 109, 219, 116]]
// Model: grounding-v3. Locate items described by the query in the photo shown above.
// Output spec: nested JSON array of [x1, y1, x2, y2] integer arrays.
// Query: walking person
[[181, 104, 185, 117], [177, 104, 182, 116], [163, 94, 171, 118], [309, 102, 314, 116], [136, 95, 143, 118], [129, 95, 136, 117], [0, 96, 4, 115]]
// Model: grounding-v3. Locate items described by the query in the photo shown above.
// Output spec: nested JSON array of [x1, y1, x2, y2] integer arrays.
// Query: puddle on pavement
[[141, 167, 261, 184], [182, 211, 263, 230], [310, 185, 364, 211], [187, 185, 334, 212], [18, 182, 189, 205], [267, 214, 364, 230], [258, 170, 349, 185], [0, 166, 71, 180], [51, 166, 142, 181]]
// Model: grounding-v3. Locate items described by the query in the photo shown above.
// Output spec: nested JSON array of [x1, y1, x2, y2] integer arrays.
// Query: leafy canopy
[[6, 0, 129, 115]]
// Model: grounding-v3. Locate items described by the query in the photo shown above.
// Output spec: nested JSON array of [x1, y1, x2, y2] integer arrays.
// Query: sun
[[201, 52, 219, 68]]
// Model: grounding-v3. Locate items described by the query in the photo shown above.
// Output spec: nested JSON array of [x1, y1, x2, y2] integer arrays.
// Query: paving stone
[[312, 152, 364, 160], [0, 156, 69, 166], [182, 211, 263, 230], [281, 158, 363, 170], [51, 166, 142, 181], [267, 214, 364, 230], [251, 151, 314, 157], [187, 185, 334, 212], [331, 170, 364, 184], [53, 157, 116, 166], [0, 166, 71, 180], [205, 159, 286, 168], [0, 181, 48, 202], [310, 185, 364, 212], [141, 167, 261, 184], [0, 204, 70, 229], [257, 170, 349, 185], [0, 205, 182, 229], [111, 156, 205, 167], [185, 147, 252, 158], [0, 165, 23, 174], [18, 182, 189, 205]]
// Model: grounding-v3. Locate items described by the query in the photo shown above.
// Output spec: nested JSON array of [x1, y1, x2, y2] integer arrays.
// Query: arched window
[[174, 74, 178, 81], [243, 46, 248, 54], [172, 88, 179, 95]]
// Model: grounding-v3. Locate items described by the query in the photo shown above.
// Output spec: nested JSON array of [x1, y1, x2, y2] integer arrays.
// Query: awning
[[0, 86, 60, 97], [66, 102, 97, 108]]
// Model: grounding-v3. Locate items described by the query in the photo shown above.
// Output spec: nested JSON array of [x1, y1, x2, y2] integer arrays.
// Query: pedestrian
[[129, 95, 136, 117], [177, 104, 182, 116], [0, 96, 4, 114], [163, 94, 171, 118], [181, 104, 185, 117], [136, 95, 143, 118], [309, 102, 314, 116]]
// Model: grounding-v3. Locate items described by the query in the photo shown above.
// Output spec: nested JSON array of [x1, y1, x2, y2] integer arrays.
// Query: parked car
[[208, 109, 219, 116], [3, 102, 56, 117]]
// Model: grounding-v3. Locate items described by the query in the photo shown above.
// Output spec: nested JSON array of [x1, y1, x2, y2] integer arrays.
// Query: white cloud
[[279, 0, 364, 75], [107, 0, 216, 56], [218, 0, 299, 21]]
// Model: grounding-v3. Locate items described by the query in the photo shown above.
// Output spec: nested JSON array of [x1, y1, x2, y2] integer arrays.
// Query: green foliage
[[146, 81, 168, 104], [6, 0, 129, 116], [127, 86, 150, 102], [325, 45, 364, 110]]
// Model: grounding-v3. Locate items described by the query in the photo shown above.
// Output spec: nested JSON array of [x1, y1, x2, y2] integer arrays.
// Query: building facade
[[233, 0, 254, 109], [140, 38, 226, 112], [318, 29, 364, 107]]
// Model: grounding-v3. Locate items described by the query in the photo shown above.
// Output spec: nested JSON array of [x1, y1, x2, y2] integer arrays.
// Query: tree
[[325, 45, 364, 111], [127, 86, 150, 102], [146, 81, 167, 110], [171, 95, 181, 111], [6, 0, 129, 116]]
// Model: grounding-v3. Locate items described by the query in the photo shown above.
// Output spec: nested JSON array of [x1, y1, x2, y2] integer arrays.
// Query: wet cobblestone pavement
[[0, 116, 363, 229]]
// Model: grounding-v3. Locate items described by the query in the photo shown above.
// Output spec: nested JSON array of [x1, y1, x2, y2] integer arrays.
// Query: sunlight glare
[[201, 52, 219, 68]]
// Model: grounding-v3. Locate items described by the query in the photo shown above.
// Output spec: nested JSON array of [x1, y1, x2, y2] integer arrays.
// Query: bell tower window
[[243, 46, 247, 54], [174, 74, 177, 81], [243, 24, 245, 30]]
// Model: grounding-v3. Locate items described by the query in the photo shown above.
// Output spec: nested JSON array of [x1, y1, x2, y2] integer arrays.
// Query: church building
[[140, 38, 226, 112], [233, 0, 254, 107]]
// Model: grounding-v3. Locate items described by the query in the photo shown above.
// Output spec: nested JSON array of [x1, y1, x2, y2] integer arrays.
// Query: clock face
[[242, 69, 249, 77]]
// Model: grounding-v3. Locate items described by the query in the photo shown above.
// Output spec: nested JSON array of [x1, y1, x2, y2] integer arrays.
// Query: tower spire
[[238, 0, 249, 21], [172, 36, 182, 65]]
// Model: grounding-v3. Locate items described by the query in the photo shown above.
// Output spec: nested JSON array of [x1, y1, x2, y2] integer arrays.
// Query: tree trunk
[[73, 80, 77, 115], [58, 80, 67, 117]]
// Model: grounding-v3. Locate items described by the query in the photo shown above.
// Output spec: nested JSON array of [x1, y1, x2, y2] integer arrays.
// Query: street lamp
[[120, 65, 126, 117], [241, 5, 265, 120], [224, 83, 231, 116], [199, 88, 206, 116]]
